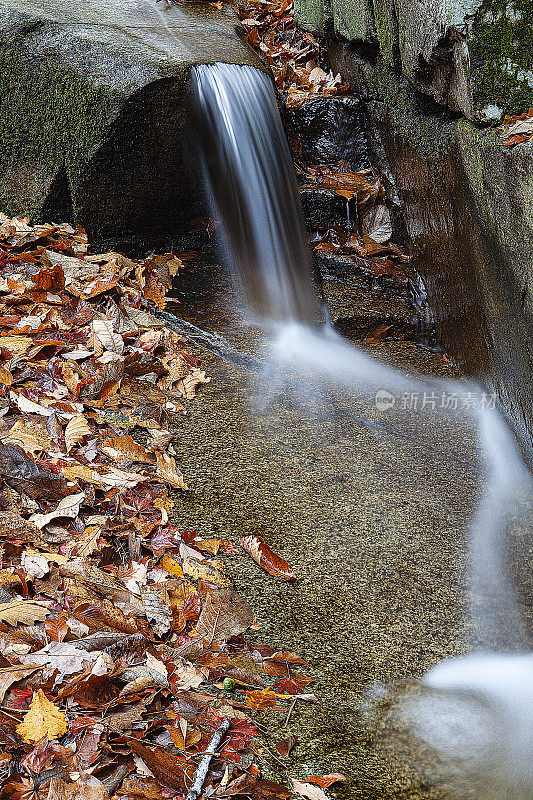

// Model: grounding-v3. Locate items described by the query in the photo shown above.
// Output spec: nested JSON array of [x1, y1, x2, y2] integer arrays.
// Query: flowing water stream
[[189, 62, 533, 798]]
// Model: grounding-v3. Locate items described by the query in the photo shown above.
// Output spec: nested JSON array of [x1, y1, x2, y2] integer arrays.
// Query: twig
[[185, 717, 230, 800], [283, 697, 297, 727]]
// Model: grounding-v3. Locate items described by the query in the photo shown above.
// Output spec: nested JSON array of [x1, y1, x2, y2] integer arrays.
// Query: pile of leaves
[[501, 108, 533, 146], [0, 215, 343, 800], [227, 0, 349, 106]]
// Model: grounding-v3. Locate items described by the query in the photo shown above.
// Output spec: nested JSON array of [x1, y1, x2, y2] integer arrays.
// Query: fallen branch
[[185, 717, 230, 800]]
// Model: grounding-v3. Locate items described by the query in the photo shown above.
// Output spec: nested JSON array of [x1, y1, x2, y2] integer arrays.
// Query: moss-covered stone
[[469, 0, 533, 114]]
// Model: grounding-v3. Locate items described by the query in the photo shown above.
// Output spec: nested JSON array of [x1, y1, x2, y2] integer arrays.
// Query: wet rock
[[299, 188, 348, 228], [0, 0, 263, 241], [329, 43, 533, 458], [283, 96, 371, 171]]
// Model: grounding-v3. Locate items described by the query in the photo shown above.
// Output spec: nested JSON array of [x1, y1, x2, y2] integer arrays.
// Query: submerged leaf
[[240, 535, 296, 581]]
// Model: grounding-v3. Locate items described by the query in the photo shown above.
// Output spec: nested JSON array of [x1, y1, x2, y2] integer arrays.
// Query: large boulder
[[292, 0, 533, 457], [0, 0, 263, 242]]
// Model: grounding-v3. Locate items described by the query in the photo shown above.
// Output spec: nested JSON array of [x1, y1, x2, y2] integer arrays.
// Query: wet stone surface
[[165, 262, 479, 798]]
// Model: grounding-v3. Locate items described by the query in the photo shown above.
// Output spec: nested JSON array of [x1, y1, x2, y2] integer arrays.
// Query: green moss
[[0, 32, 119, 220], [469, 0, 533, 114]]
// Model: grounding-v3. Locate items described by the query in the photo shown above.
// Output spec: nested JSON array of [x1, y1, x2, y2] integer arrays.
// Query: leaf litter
[[0, 215, 339, 799]]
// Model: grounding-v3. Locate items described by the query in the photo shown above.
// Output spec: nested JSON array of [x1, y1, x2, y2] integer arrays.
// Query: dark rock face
[[283, 96, 371, 170], [0, 0, 263, 243], [329, 42, 533, 457]]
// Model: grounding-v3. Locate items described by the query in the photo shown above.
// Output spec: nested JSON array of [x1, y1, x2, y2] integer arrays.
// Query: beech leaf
[[240, 535, 296, 581]]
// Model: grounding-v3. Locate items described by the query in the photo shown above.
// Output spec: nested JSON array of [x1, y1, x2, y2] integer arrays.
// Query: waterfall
[[191, 62, 533, 797], [190, 64, 319, 323]]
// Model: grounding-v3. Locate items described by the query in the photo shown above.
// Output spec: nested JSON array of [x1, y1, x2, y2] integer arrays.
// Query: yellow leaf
[[159, 554, 184, 578], [0, 335, 33, 355], [17, 688, 68, 743], [64, 414, 91, 452]]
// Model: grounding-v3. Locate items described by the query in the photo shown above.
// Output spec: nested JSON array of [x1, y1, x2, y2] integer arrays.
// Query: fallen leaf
[[308, 774, 346, 788], [290, 779, 329, 800], [275, 734, 297, 757], [16, 688, 68, 742], [0, 600, 50, 626], [2, 419, 51, 456], [65, 415, 92, 452], [155, 451, 187, 489], [191, 588, 255, 645], [30, 492, 85, 529], [0, 664, 39, 703], [240, 535, 296, 581], [128, 740, 195, 791]]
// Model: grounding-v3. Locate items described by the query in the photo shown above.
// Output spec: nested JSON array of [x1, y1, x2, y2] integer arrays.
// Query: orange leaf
[[308, 774, 346, 788]]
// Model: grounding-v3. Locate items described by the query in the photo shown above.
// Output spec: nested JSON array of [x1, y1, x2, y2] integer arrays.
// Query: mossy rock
[[469, 0, 533, 114], [0, 0, 263, 241]]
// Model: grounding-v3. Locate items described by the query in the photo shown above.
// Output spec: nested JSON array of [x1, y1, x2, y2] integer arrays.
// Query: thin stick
[[283, 697, 297, 728], [185, 717, 230, 800]]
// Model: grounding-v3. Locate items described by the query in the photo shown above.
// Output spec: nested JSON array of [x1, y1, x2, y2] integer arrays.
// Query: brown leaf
[[0, 510, 41, 542], [239, 535, 296, 581], [103, 702, 147, 733], [0, 600, 50, 627], [275, 735, 297, 758], [0, 442, 69, 499], [120, 777, 162, 800], [191, 588, 255, 645], [100, 435, 156, 464], [244, 689, 280, 710], [73, 600, 138, 634], [141, 586, 173, 638], [64, 415, 92, 453], [0, 664, 39, 702], [155, 451, 187, 490], [128, 740, 195, 791], [182, 557, 230, 587], [308, 774, 346, 788], [2, 420, 51, 457], [16, 688, 68, 743]]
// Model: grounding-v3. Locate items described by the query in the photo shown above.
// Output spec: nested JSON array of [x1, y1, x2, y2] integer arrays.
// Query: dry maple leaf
[[239, 535, 296, 581], [16, 688, 68, 743]]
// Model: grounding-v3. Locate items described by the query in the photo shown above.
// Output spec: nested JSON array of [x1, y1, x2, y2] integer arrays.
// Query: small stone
[[479, 105, 503, 123], [223, 677, 236, 692]]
